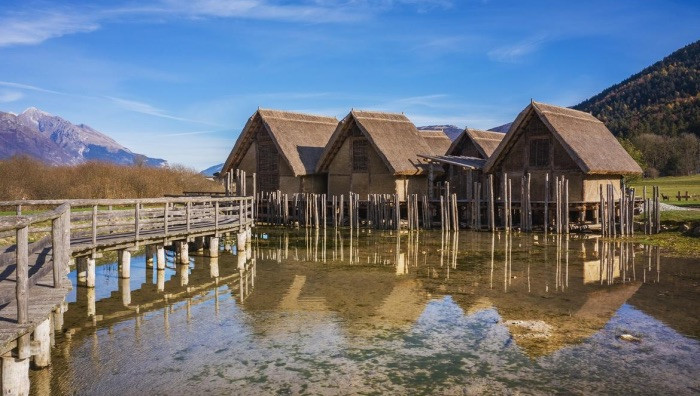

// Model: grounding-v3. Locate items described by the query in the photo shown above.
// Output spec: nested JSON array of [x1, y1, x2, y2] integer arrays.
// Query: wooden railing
[[0, 203, 70, 324], [0, 196, 254, 322]]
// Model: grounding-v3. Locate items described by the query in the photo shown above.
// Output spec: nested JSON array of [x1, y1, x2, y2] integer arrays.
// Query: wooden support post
[[52, 213, 64, 288], [145, 245, 154, 268], [564, 178, 569, 234], [156, 246, 165, 270], [135, 202, 141, 241], [179, 242, 189, 265], [208, 237, 219, 258], [16, 225, 28, 324], [237, 231, 247, 252], [2, 356, 29, 395], [164, 202, 170, 236], [32, 318, 51, 368], [91, 204, 97, 246], [526, 173, 532, 232], [544, 173, 550, 232], [118, 249, 131, 279], [86, 257, 96, 288], [488, 174, 495, 231]]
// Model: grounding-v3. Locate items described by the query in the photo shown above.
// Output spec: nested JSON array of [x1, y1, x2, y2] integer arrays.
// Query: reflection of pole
[[157, 269, 165, 292], [490, 233, 495, 289], [120, 278, 131, 307]]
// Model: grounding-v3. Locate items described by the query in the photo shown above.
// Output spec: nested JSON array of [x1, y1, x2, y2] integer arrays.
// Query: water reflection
[[34, 229, 699, 395]]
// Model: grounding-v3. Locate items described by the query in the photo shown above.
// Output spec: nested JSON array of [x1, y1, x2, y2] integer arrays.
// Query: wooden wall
[[326, 124, 397, 197], [490, 114, 595, 202]]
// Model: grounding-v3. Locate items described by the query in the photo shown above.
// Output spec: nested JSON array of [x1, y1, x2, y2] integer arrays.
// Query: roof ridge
[[262, 115, 338, 125], [258, 108, 337, 119], [537, 109, 602, 124]]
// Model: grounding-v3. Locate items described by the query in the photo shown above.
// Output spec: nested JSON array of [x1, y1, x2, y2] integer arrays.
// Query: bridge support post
[[156, 246, 166, 270], [86, 257, 96, 288], [1, 356, 29, 396], [237, 231, 246, 253], [53, 304, 65, 335], [76, 257, 87, 284], [207, 237, 219, 258], [145, 245, 154, 268], [237, 249, 247, 270], [118, 250, 131, 279], [194, 237, 204, 253], [32, 318, 51, 368], [178, 242, 189, 265], [246, 227, 252, 244]]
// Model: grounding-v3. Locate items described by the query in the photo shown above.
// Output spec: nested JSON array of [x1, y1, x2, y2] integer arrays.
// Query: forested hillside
[[574, 40, 699, 176]]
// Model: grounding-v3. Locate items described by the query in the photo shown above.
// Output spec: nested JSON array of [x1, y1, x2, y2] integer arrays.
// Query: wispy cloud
[[487, 34, 549, 63], [0, 11, 99, 47], [0, 81, 65, 95], [0, 90, 24, 103], [105, 96, 218, 125]]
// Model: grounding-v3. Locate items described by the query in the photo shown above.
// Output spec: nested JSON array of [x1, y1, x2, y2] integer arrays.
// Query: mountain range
[[0, 108, 166, 167]]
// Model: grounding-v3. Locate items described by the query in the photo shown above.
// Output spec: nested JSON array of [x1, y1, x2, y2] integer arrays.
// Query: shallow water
[[31, 229, 700, 395]]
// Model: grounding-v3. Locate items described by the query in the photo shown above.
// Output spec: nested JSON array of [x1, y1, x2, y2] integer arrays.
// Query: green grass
[[630, 232, 700, 258], [629, 174, 700, 206]]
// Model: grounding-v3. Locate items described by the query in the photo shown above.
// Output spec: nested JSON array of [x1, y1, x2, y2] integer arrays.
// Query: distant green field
[[629, 174, 700, 207]]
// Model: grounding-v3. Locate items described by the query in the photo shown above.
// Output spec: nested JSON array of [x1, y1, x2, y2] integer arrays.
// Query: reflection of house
[[316, 110, 448, 201], [484, 101, 642, 222], [221, 109, 338, 194]]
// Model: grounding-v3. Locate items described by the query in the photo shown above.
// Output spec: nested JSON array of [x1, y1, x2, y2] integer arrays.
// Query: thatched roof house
[[316, 110, 443, 199], [484, 101, 642, 211], [419, 128, 506, 199], [448, 128, 505, 159], [221, 109, 338, 194], [420, 130, 452, 156]]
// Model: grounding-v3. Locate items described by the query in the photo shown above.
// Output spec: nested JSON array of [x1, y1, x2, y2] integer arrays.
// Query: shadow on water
[[30, 228, 700, 395]]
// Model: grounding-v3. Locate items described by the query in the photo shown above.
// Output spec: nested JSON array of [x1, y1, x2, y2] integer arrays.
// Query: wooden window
[[529, 138, 550, 167], [256, 130, 279, 191], [352, 138, 368, 172]]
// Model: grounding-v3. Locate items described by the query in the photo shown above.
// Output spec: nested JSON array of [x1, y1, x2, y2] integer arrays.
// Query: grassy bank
[[0, 156, 223, 201], [628, 232, 700, 257], [629, 174, 700, 207]]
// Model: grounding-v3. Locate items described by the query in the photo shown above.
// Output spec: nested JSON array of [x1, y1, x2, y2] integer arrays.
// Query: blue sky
[[0, 0, 698, 170]]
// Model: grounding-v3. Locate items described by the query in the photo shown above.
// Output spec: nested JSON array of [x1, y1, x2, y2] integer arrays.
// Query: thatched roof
[[316, 110, 438, 176], [447, 128, 505, 159], [419, 130, 452, 155], [485, 101, 643, 175], [221, 109, 338, 176]]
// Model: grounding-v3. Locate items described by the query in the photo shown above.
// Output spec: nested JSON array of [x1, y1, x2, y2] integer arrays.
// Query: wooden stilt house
[[315, 110, 448, 200], [420, 128, 505, 199], [484, 101, 642, 224], [221, 109, 338, 194]]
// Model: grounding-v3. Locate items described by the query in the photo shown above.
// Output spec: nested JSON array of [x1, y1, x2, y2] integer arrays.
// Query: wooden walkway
[[0, 196, 254, 392]]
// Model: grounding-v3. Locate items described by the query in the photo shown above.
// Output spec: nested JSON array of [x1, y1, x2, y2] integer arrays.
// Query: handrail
[[0, 203, 70, 232], [0, 196, 251, 207]]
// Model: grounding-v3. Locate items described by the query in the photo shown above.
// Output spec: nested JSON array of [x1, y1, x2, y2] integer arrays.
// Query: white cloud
[[0, 81, 65, 95], [487, 34, 548, 63], [105, 96, 220, 125], [0, 90, 24, 103], [0, 11, 99, 47]]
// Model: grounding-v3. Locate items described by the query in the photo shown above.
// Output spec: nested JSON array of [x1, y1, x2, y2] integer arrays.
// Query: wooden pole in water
[[526, 173, 532, 232], [564, 178, 569, 235], [507, 177, 512, 232], [488, 174, 495, 232], [544, 173, 550, 232]]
